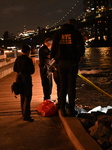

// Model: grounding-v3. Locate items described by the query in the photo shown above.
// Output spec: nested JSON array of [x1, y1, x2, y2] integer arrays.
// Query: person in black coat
[[51, 23, 85, 117], [39, 38, 53, 100], [13, 44, 35, 122]]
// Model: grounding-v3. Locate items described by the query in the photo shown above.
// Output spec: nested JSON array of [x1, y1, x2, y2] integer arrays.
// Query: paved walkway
[[0, 60, 75, 150], [0, 60, 102, 150]]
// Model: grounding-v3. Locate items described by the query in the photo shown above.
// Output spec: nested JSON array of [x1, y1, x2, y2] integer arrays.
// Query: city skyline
[[0, 0, 83, 38]]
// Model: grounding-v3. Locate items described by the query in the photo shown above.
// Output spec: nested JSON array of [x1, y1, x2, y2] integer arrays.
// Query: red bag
[[36, 100, 58, 117]]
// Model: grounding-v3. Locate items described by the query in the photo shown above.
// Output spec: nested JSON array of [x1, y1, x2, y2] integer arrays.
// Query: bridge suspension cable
[[49, 0, 82, 28]]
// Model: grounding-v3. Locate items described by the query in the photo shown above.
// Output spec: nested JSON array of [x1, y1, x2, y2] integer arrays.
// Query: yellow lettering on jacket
[[59, 34, 72, 44]]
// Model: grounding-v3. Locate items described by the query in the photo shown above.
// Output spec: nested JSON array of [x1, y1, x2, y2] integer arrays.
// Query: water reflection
[[77, 47, 112, 109], [79, 47, 112, 76]]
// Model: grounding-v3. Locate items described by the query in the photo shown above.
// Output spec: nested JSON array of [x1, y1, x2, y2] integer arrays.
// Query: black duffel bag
[[11, 82, 22, 95], [11, 73, 23, 98]]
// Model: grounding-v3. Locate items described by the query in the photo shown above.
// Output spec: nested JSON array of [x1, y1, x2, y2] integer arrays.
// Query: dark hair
[[61, 23, 75, 31], [44, 38, 52, 43], [68, 19, 77, 26], [22, 44, 31, 53]]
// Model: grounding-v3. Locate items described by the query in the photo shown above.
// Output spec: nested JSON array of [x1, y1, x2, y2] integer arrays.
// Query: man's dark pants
[[40, 66, 52, 100], [58, 60, 78, 111], [53, 69, 60, 100], [20, 74, 32, 119]]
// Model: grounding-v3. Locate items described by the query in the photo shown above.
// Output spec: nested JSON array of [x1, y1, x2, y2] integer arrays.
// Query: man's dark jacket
[[39, 44, 51, 67], [51, 24, 85, 64]]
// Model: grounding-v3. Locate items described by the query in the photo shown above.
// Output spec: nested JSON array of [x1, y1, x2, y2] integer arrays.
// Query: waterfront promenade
[[0, 60, 102, 150]]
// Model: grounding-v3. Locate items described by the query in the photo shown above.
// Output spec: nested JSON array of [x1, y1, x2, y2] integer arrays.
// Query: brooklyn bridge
[[0, 0, 112, 48], [0, 1, 112, 150]]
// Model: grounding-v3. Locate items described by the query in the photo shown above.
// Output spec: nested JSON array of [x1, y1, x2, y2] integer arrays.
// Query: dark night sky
[[0, 0, 83, 37]]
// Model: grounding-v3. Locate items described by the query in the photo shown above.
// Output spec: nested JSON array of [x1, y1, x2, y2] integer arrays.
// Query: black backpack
[[11, 80, 23, 98]]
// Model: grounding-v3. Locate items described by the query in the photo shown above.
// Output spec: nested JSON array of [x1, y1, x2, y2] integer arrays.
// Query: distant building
[[83, 0, 112, 17], [16, 25, 38, 40], [82, 0, 112, 42]]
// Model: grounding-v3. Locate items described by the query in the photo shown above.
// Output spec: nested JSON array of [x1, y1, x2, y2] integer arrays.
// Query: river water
[[76, 47, 112, 110]]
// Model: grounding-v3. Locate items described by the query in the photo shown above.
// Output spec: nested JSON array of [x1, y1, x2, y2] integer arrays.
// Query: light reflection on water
[[79, 47, 112, 75], [76, 47, 112, 109]]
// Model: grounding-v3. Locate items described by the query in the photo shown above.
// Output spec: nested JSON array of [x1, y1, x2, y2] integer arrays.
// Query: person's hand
[[47, 55, 50, 58]]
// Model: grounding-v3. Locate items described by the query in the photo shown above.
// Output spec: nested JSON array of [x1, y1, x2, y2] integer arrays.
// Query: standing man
[[51, 23, 85, 117], [13, 44, 35, 122], [39, 38, 53, 100]]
